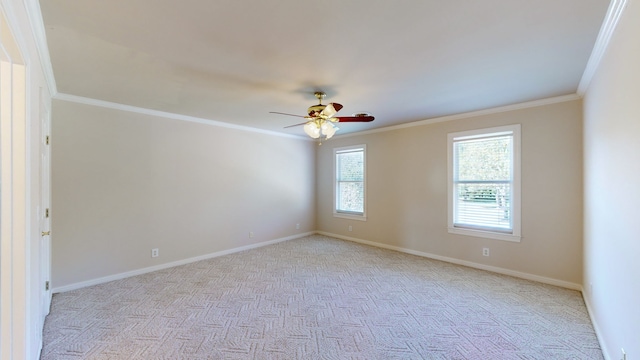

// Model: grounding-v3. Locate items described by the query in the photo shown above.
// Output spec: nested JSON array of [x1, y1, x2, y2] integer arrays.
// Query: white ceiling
[[39, 0, 610, 136]]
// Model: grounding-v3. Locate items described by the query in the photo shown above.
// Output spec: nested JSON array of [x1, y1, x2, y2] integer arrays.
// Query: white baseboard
[[53, 230, 601, 355], [54, 230, 582, 293], [582, 293, 611, 360], [317, 231, 583, 291], [52, 232, 314, 293]]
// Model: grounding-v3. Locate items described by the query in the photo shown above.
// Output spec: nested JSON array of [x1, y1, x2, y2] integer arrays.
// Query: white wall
[[0, 0, 53, 359], [317, 99, 584, 287], [583, 1, 640, 358], [51, 100, 316, 290]]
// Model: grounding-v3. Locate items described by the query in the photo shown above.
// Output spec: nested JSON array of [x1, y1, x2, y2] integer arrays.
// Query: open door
[[39, 90, 52, 316]]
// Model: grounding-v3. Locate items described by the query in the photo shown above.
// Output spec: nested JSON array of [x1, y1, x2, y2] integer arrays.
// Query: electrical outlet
[[296, 223, 300, 230], [151, 248, 159, 258], [249, 231, 254, 238], [348, 225, 353, 232], [482, 248, 490, 256]]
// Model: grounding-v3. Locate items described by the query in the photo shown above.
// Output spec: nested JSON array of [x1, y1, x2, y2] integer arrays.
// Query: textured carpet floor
[[41, 235, 603, 359]]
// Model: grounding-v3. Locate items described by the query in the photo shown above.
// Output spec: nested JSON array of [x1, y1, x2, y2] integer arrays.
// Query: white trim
[[318, 231, 581, 291], [582, 293, 611, 360], [333, 144, 367, 221], [38, 87, 51, 319], [577, 0, 628, 95], [16, 0, 616, 137], [447, 227, 521, 243], [25, 52, 35, 360], [334, 94, 580, 138], [0, 8, 32, 358], [333, 213, 368, 222], [24, 0, 57, 96], [52, 232, 314, 293], [54, 93, 310, 140], [447, 124, 521, 242], [55, 229, 584, 299]]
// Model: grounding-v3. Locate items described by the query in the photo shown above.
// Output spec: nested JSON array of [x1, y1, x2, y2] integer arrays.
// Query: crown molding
[[23, 0, 57, 96], [54, 93, 308, 140], [577, 0, 628, 95], [16, 0, 621, 140], [51, 91, 580, 142], [335, 93, 582, 138]]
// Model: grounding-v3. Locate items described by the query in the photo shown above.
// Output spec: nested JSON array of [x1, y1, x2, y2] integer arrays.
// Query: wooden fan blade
[[269, 111, 307, 118], [284, 121, 310, 128], [335, 115, 375, 123]]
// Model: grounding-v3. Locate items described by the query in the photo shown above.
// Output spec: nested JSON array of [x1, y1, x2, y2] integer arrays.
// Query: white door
[[40, 93, 52, 316]]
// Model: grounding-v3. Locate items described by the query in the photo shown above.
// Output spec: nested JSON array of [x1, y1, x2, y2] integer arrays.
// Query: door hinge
[[46, 135, 50, 145], [45, 281, 50, 291], [45, 208, 50, 218]]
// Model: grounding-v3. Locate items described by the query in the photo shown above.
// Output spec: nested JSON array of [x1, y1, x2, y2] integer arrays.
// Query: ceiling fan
[[270, 92, 374, 141]]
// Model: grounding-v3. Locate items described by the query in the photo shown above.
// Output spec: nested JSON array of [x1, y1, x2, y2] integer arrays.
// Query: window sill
[[448, 227, 521, 242], [333, 212, 367, 221]]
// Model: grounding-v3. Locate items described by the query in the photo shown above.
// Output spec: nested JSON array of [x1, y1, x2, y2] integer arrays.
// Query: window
[[334, 145, 366, 221], [448, 125, 521, 242]]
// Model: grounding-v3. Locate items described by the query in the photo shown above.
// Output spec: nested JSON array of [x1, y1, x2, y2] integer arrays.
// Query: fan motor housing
[[307, 104, 327, 117]]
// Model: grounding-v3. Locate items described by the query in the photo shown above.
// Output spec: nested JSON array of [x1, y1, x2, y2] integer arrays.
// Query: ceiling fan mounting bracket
[[314, 92, 326, 103]]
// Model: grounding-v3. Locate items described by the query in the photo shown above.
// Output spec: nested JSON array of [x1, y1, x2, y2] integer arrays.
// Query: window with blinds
[[334, 145, 366, 220], [448, 125, 521, 242]]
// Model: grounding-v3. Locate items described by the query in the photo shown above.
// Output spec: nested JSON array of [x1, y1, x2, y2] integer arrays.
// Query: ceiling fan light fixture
[[321, 121, 338, 139], [273, 91, 373, 141], [303, 122, 321, 139]]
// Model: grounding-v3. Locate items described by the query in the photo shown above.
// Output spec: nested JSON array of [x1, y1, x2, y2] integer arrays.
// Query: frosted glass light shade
[[304, 122, 320, 138], [322, 103, 338, 118], [321, 122, 338, 139]]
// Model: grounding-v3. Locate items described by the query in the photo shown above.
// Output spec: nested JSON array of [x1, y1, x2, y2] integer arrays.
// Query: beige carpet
[[41, 235, 603, 359]]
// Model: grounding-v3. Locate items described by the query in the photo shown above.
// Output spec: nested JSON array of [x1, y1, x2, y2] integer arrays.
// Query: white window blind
[[448, 125, 521, 242], [334, 145, 366, 218]]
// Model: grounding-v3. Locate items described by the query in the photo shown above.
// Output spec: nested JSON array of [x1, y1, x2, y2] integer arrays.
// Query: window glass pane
[[455, 136, 511, 181], [338, 182, 364, 213], [455, 183, 511, 230], [337, 151, 363, 181], [453, 133, 513, 232], [335, 147, 365, 215]]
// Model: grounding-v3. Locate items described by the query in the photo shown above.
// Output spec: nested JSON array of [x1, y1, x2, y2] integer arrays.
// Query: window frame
[[333, 144, 367, 221], [447, 124, 521, 242]]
